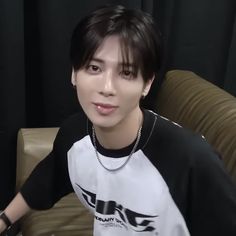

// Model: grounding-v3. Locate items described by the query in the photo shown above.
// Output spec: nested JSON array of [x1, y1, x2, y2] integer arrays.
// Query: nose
[[99, 70, 115, 97]]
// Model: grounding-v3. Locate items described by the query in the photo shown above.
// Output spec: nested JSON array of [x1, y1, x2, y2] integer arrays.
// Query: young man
[[1, 4, 236, 236]]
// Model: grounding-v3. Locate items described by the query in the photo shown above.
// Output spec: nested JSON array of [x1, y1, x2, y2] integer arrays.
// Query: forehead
[[93, 35, 134, 65]]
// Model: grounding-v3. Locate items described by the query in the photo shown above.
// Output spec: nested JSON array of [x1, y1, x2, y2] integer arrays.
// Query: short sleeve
[[20, 127, 74, 210], [187, 137, 236, 235]]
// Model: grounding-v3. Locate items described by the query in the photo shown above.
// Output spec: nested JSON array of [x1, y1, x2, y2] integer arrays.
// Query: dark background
[[0, 0, 235, 209]]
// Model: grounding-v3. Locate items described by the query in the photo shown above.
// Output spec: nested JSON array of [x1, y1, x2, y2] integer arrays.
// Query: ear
[[142, 75, 154, 97], [71, 69, 76, 86]]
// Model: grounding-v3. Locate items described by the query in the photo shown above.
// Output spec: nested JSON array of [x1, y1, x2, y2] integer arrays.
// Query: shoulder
[[60, 111, 87, 133], [53, 111, 88, 152], [143, 109, 221, 168]]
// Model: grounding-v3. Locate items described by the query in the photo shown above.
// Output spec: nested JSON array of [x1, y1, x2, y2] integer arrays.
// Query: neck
[[93, 108, 143, 149]]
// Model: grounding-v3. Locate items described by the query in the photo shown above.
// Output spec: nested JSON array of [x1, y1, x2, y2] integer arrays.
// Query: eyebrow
[[91, 57, 135, 68]]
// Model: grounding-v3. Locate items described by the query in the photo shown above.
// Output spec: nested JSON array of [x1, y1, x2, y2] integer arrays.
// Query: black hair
[[70, 4, 162, 82]]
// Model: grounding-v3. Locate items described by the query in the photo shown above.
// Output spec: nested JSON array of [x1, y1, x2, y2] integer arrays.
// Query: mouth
[[93, 103, 118, 115]]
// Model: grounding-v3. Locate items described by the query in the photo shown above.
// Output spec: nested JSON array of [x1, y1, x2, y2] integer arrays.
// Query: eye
[[86, 65, 101, 74], [120, 70, 135, 80]]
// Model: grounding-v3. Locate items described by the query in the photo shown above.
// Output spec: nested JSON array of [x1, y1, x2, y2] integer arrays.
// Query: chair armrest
[[16, 128, 93, 236], [16, 128, 59, 190]]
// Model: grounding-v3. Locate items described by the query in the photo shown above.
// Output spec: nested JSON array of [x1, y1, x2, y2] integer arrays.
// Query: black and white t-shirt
[[21, 109, 236, 236]]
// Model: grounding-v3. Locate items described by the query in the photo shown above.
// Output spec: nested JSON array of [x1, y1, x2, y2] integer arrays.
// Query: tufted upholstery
[[16, 70, 236, 235], [156, 70, 236, 183]]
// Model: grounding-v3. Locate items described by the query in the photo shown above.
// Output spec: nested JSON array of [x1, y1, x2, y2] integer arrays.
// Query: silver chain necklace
[[92, 125, 142, 172]]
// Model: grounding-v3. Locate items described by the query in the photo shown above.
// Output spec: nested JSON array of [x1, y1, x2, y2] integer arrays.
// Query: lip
[[93, 102, 118, 115]]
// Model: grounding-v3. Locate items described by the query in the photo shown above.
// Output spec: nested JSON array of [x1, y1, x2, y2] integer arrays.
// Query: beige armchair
[[16, 70, 236, 235]]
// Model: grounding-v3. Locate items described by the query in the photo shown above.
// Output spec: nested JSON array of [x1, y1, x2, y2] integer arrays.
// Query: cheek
[[118, 82, 143, 100], [75, 81, 90, 104], [75, 74, 100, 94], [75, 75, 93, 93]]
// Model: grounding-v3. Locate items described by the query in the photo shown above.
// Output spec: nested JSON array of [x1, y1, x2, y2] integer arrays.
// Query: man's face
[[72, 35, 153, 130]]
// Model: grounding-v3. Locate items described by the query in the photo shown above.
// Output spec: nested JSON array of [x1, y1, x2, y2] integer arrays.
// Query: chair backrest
[[156, 70, 236, 183]]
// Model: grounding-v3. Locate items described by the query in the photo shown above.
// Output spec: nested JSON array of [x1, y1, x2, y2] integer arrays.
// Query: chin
[[92, 120, 119, 129], [88, 115, 121, 129]]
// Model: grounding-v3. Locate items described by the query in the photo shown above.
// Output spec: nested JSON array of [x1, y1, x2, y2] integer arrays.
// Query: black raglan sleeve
[[146, 114, 236, 235], [187, 137, 236, 236], [20, 121, 76, 210]]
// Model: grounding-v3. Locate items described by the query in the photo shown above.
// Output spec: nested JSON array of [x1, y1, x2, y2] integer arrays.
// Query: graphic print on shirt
[[67, 113, 191, 235], [76, 184, 158, 233]]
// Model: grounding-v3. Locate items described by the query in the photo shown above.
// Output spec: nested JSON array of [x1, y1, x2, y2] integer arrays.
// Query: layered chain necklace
[[92, 124, 142, 172]]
